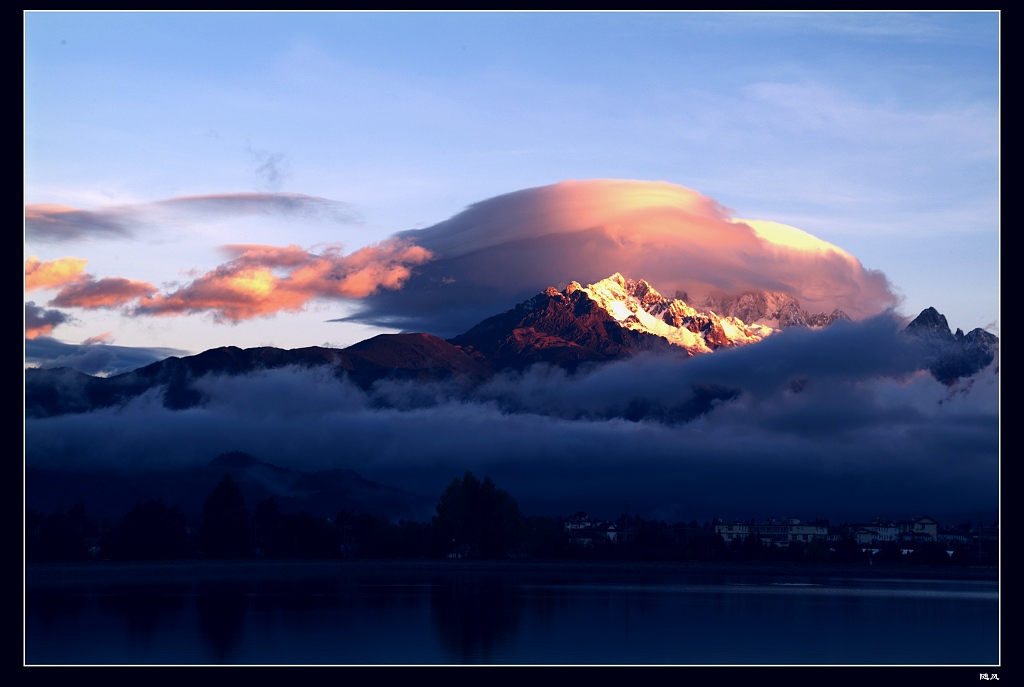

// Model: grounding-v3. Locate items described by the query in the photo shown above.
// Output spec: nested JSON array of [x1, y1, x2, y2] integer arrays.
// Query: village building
[[715, 518, 828, 547], [563, 512, 618, 547]]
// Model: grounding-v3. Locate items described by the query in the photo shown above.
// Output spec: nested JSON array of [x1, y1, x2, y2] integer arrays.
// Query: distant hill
[[26, 451, 430, 521], [26, 333, 489, 418]]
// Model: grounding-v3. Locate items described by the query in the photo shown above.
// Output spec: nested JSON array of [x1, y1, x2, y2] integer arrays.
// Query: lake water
[[25, 561, 998, 665]]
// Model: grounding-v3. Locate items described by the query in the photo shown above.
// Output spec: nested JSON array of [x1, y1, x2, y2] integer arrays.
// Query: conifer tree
[[200, 474, 252, 558]]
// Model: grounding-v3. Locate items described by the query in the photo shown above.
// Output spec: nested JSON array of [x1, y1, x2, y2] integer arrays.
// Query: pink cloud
[[50, 276, 159, 309], [82, 331, 115, 345]]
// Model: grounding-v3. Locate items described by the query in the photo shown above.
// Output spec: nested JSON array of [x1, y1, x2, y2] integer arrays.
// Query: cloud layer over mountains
[[25, 313, 997, 523], [347, 180, 898, 335]]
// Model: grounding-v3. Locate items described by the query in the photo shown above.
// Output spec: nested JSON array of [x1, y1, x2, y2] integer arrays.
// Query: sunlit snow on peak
[[576, 273, 774, 355]]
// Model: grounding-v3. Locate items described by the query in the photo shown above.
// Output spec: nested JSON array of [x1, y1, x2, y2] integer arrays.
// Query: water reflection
[[97, 584, 187, 647], [25, 563, 998, 665], [196, 583, 247, 663], [431, 576, 523, 663]]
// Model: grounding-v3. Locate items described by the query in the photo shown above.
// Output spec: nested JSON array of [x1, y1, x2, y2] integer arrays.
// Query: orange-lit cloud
[[27, 255, 158, 314], [25, 325, 53, 340], [349, 179, 898, 334], [134, 240, 432, 322], [25, 302, 72, 339], [25, 256, 88, 291], [50, 276, 159, 309], [24, 241, 428, 322], [26, 193, 357, 242]]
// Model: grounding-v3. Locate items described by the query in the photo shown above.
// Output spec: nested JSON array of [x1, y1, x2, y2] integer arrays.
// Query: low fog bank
[[25, 336, 190, 377], [25, 315, 998, 523]]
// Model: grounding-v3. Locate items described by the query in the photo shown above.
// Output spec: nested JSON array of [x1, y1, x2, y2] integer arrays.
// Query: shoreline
[[25, 557, 998, 588]]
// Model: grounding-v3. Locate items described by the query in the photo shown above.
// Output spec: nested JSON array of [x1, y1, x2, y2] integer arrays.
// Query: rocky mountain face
[[902, 307, 999, 384], [447, 278, 676, 371], [449, 273, 844, 367], [700, 290, 850, 329]]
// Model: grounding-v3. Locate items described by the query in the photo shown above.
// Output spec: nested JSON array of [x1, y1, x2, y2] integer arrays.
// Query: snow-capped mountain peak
[[447, 273, 856, 370], [573, 273, 775, 355]]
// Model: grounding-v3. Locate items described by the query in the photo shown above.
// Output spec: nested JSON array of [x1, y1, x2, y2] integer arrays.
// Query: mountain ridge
[[902, 306, 998, 384], [447, 273, 850, 366], [25, 274, 998, 416]]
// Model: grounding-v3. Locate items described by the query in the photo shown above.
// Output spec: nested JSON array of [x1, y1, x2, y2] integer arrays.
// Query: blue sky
[[24, 11, 999, 368]]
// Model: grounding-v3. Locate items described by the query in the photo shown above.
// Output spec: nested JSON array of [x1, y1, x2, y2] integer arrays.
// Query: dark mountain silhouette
[[902, 307, 998, 384], [344, 332, 491, 381], [26, 333, 489, 418]]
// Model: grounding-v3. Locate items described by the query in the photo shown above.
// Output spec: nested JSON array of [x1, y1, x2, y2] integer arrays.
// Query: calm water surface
[[25, 561, 998, 665]]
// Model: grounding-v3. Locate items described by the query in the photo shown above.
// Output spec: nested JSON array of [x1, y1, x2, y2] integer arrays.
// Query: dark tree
[[200, 474, 252, 558], [26, 502, 95, 561], [253, 497, 284, 557], [784, 541, 806, 562], [476, 475, 524, 558], [273, 512, 338, 559], [877, 540, 902, 563], [433, 471, 523, 559], [910, 540, 951, 566], [831, 534, 864, 563], [522, 515, 568, 559], [736, 532, 769, 561], [103, 499, 189, 560]]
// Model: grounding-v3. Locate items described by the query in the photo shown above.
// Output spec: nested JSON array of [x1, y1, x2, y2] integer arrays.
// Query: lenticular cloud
[[25, 181, 898, 332], [348, 180, 898, 335]]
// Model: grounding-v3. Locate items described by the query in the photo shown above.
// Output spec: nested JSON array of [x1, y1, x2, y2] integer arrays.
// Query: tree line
[[26, 472, 996, 566]]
